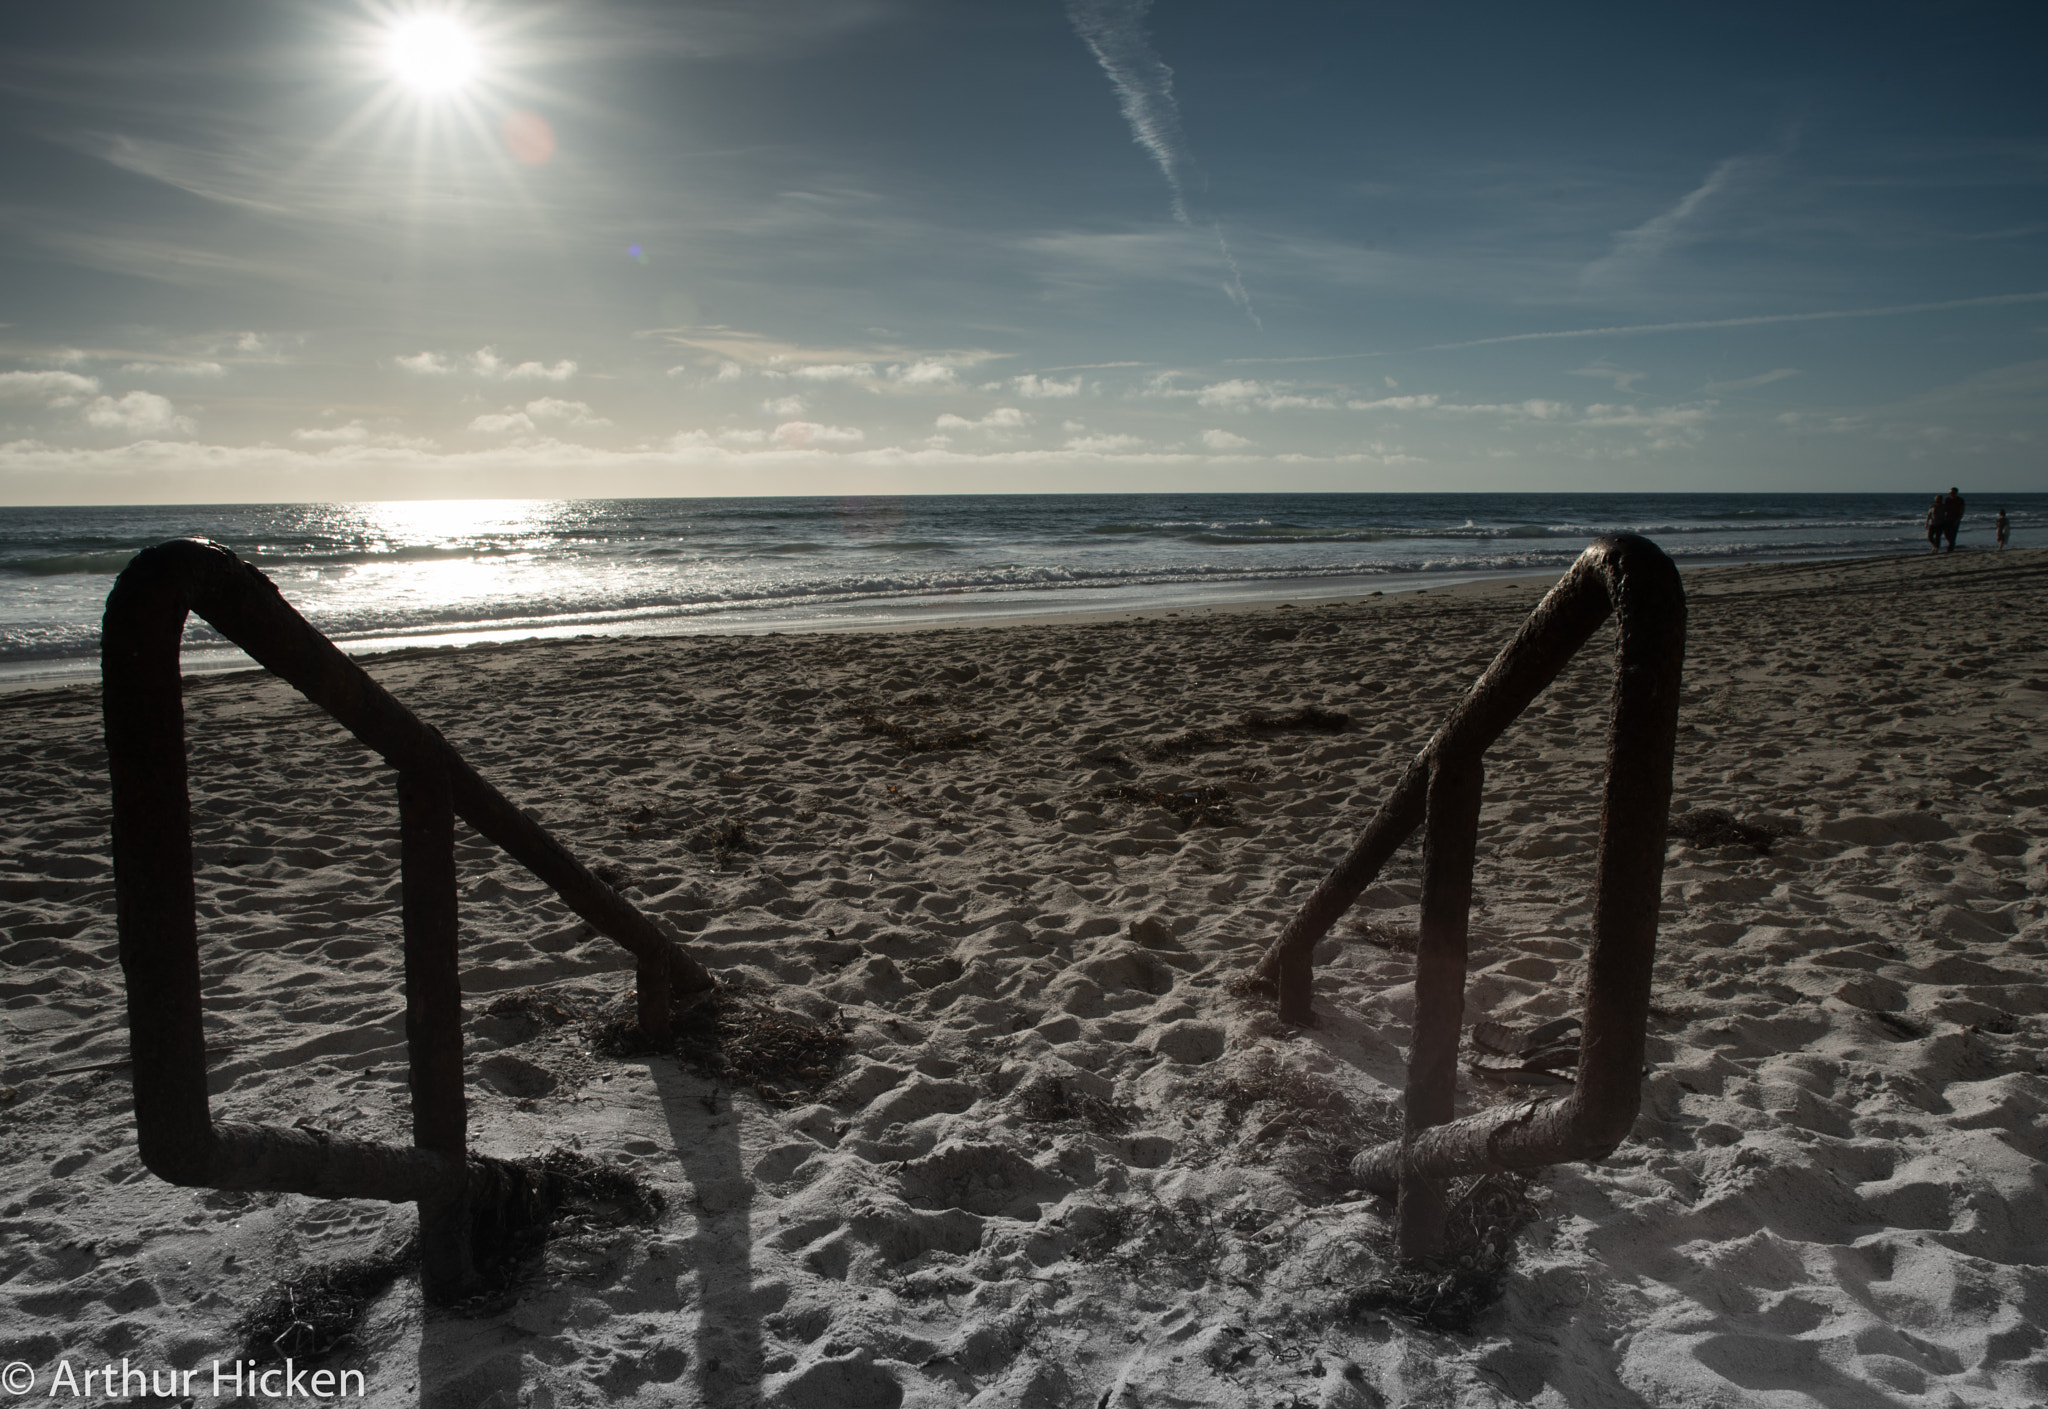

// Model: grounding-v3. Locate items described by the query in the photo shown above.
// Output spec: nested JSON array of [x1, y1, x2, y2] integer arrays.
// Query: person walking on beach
[[1996, 508, 2010, 550], [1925, 497, 1945, 553], [1940, 486, 1965, 553]]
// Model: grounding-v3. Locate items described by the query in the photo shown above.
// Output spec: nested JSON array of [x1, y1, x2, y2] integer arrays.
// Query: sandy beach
[[4, 545, 2046, 1408]]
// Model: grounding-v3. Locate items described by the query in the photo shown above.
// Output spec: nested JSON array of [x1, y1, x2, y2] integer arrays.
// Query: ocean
[[2, 491, 2037, 687]]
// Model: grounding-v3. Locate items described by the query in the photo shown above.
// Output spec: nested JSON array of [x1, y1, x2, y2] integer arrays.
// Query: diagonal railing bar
[[101, 537, 715, 1298], [1244, 534, 1684, 1259]]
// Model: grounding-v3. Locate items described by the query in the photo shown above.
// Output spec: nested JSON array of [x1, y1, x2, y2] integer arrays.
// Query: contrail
[[1429, 291, 2048, 350], [1067, 0, 1259, 328]]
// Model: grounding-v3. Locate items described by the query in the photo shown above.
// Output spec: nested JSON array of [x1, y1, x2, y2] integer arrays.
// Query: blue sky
[[0, 0, 2042, 503]]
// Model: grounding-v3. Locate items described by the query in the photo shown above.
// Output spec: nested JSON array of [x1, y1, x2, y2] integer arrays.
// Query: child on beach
[[1996, 509, 2010, 550], [1926, 498, 1944, 553]]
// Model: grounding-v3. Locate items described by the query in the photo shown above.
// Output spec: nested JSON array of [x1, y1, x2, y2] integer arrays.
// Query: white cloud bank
[[291, 420, 435, 450], [0, 370, 101, 406], [1012, 374, 1084, 399], [398, 348, 578, 381], [934, 407, 1028, 433], [773, 421, 865, 448], [83, 391, 194, 436]]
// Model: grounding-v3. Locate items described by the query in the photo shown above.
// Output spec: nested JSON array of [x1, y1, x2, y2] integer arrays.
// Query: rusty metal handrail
[[102, 538, 713, 1298], [1247, 534, 1684, 1258]]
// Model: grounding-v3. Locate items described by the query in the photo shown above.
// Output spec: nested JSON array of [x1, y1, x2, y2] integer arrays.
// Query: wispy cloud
[[1703, 368, 1801, 393], [1429, 290, 2048, 350], [1566, 359, 1646, 391], [120, 358, 225, 378], [1066, 0, 1196, 221], [789, 363, 876, 383], [1065, 0, 1258, 327], [649, 327, 1002, 386], [1583, 151, 1775, 286], [1146, 375, 1337, 411], [1064, 431, 1148, 452]]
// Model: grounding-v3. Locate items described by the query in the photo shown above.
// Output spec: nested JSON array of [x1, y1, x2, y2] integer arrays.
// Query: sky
[[0, 0, 2043, 505]]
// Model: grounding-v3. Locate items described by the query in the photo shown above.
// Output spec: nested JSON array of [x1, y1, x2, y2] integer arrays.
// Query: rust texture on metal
[[101, 537, 711, 1298], [1245, 534, 1685, 1258]]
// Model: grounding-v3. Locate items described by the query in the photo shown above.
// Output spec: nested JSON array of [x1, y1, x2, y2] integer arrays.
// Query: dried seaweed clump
[[853, 709, 988, 753], [534, 1146, 668, 1229], [686, 818, 752, 861], [1016, 1077, 1132, 1133], [672, 986, 851, 1106], [1241, 705, 1353, 734], [484, 988, 577, 1029], [1214, 1052, 1395, 1203], [1667, 806, 1798, 853], [1343, 915, 1418, 954], [1348, 1171, 1539, 1335], [1070, 1196, 1226, 1282], [1094, 782, 1243, 829], [1142, 725, 1241, 762], [238, 1246, 416, 1363]]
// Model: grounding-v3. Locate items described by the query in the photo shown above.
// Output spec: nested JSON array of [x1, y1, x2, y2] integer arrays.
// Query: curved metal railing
[[1246, 534, 1686, 1258], [102, 538, 714, 1297]]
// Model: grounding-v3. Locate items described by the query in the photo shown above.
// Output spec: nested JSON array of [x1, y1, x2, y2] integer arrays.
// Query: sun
[[385, 15, 480, 95]]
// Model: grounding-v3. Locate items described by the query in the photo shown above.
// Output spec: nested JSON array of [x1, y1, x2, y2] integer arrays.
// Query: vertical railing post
[[399, 763, 472, 1298], [638, 955, 672, 1043], [1397, 755, 1483, 1258]]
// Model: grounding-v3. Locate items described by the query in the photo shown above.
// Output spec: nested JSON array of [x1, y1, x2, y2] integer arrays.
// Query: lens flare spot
[[501, 110, 556, 165]]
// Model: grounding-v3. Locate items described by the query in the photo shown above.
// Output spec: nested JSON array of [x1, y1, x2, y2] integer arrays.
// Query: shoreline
[[0, 543, 2009, 696]]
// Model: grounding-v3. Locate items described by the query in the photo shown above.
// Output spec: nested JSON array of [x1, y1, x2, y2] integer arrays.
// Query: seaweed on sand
[[1016, 1076, 1133, 1133], [534, 1146, 668, 1230], [1142, 725, 1240, 762], [1667, 806, 1798, 853], [1070, 1195, 1227, 1282], [238, 1246, 417, 1363], [668, 985, 851, 1107], [853, 709, 987, 753], [685, 817, 753, 863], [236, 1149, 664, 1361], [1241, 706, 1353, 734], [1142, 706, 1352, 761], [1347, 1171, 1540, 1335], [1093, 782, 1243, 829], [1212, 1052, 1397, 1204], [483, 988, 577, 1030], [1343, 914, 1418, 954]]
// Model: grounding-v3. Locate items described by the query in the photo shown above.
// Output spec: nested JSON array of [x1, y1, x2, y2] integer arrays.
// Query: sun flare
[[385, 15, 480, 94]]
